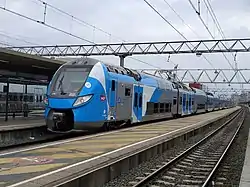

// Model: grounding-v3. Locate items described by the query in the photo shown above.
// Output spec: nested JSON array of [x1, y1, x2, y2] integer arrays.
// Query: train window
[[180, 97, 182, 105], [164, 103, 168, 112], [134, 93, 138, 107], [160, 103, 164, 113], [111, 80, 116, 91], [139, 94, 142, 108], [146, 102, 154, 115], [154, 103, 159, 113], [192, 100, 194, 105], [166, 103, 171, 112], [173, 98, 177, 105], [125, 88, 131, 96]]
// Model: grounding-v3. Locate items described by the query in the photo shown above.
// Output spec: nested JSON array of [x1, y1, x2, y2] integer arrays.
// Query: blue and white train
[[44, 58, 232, 132]]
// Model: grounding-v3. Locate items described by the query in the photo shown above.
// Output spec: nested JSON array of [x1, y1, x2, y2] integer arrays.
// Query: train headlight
[[73, 95, 93, 107], [44, 96, 49, 105]]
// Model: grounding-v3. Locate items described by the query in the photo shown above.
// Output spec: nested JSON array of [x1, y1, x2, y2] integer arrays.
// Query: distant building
[[231, 91, 250, 104]]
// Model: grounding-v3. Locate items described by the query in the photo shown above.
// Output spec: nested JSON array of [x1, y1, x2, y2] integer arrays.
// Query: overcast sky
[[0, 0, 250, 94]]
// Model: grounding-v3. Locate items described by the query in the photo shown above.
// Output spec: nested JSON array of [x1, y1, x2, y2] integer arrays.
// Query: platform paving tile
[[0, 107, 239, 186], [239, 124, 250, 187], [240, 130, 250, 186]]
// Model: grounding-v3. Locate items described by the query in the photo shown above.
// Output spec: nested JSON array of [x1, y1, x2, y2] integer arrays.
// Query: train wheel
[[102, 122, 111, 132]]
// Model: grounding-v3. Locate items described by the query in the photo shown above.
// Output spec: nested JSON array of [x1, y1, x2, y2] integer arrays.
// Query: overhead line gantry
[[6, 38, 250, 67]]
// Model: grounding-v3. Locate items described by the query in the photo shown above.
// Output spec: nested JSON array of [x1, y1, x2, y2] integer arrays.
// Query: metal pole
[[24, 84, 28, 117], [119, 55, 125, 67], [4, 80, 9, 122]]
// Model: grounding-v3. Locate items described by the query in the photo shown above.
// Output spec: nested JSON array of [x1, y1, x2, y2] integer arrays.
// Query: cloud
[[0, 0, 250, 92]]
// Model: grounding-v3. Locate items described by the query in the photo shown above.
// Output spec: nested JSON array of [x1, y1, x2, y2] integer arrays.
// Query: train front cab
[[45, 62, 110, 132]]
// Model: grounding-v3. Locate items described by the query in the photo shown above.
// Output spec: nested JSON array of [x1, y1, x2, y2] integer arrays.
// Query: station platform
[[0, 117, 45, 131], [240, 117, 250, 187], [0, 107, 240, 187]]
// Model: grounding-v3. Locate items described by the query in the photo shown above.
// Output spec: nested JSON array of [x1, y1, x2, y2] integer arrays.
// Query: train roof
[[206, 92, 214, 97], [191, 87, 207, 96], [65, 57, 175, 89], [62, 57, 100, 66], [61, 58, 209, 93]]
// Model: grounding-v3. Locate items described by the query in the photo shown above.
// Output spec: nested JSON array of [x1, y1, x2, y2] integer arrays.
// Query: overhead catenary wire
[[161, 0, 221, 72], [0, 31, 38, 45], [0, 6, 95, 44], [34, 0, 161, 69], [144, 0, 217, 70], [0, 4, 161, 69], [203, 0, 235, 60], [188, 0, 240, 88], [187, 0, 235, 70], [162, 0, 201, 38], [144, 0, 188, 41], [35, 0, 126, 43], [205, 0, 226, 39], [0, 40, 13, 47], [204, 0, 241, 89]]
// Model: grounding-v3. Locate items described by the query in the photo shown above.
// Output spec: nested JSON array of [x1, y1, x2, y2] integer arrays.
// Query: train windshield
[[50, 67, 91, 95]]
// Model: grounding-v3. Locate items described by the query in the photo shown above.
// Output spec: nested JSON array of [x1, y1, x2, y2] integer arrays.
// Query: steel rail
[[132, 108, 243, 187], [202, 110, 245, 186]]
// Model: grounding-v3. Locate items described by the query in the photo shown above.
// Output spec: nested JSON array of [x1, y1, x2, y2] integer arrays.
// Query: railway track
[[128, 108, 245, 187]]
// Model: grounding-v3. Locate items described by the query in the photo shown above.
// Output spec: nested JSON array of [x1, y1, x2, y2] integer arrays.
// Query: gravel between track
[[211, 108, 250, 186], [102, 113, 236, 187]]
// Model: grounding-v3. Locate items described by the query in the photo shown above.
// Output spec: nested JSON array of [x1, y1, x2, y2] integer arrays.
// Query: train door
[[132, 84, 143, 123], [182, 93, 186, 115], [116, 83, 132, 120], [109, 78, 118, 119], [172, 96, 177, 117], [179, 91, 182, 116], [189, 94, 192, 114], [171, 83, 178, 117], [192, 95, 195, 114], [205, 95, 209, 112], [186, 93, 189, 114]]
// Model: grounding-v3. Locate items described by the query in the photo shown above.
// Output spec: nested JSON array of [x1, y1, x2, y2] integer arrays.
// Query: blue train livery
[[44, 57, 233, 133]]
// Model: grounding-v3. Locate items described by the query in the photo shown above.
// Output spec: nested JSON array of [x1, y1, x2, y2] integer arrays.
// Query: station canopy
[[0, 48, 64, 85]]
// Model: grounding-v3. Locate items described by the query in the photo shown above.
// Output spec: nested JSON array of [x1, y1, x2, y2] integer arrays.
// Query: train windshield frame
[[49, 65, 93, 97]]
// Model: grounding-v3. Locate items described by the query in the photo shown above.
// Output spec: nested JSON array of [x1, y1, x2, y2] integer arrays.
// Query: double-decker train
[[44, 58, 233, 133]]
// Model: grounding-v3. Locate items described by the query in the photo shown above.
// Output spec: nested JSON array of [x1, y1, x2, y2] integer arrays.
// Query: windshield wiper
[[57, 74, 66, 95]]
